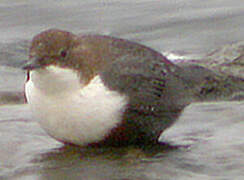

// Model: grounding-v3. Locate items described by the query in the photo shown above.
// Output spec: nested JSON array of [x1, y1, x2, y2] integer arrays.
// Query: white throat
[[28, 65, 83, 95], [25, 66, 128, 145]]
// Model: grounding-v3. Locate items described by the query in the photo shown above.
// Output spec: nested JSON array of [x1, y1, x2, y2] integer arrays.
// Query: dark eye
[[60, 50, 67, 58]]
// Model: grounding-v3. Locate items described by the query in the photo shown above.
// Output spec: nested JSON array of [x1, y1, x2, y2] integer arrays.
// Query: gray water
[[0, 1, 244, 179]]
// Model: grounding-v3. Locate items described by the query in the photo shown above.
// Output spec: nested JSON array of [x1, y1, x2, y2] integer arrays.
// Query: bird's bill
[[22, 57, 42, 70]]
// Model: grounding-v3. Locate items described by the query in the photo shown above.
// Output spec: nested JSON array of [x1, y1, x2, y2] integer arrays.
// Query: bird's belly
[[25, 78, 128, 146]]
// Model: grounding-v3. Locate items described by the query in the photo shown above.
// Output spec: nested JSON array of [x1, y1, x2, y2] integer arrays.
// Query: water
[[0, 1, 244, 179], [1, 102, 243, 180]]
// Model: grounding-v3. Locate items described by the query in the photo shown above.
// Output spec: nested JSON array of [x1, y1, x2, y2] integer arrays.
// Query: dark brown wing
[[100, 53, 192, 145]]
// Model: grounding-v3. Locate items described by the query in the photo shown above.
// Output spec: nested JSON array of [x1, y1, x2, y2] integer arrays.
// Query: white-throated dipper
[[23, 29, 192, 147]]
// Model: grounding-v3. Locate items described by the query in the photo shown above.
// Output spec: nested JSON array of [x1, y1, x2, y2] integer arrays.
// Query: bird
[[23, 29, 193, 147]]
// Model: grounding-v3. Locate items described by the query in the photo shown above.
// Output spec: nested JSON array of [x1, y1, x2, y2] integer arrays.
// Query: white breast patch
[[25, 66, 128, 146]]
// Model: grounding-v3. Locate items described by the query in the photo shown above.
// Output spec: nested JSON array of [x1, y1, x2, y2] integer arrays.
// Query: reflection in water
[[32, 144, 184, 180]]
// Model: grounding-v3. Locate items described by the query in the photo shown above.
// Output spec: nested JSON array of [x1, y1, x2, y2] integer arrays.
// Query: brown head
[[23, 29, 107, 84], [25, 29, 75, 69]]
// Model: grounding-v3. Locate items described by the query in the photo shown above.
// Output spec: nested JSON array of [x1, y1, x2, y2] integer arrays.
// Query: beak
[[22, 57, 42, 70]]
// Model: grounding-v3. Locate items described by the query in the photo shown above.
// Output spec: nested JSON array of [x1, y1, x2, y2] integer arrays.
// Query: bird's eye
[[60, 49, 67, 58]]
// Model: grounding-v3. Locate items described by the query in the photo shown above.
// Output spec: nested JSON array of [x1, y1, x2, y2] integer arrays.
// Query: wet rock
[[203, 41, 244, 79], [176, 42, 244, 101], [180, 64, 244, 101]]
